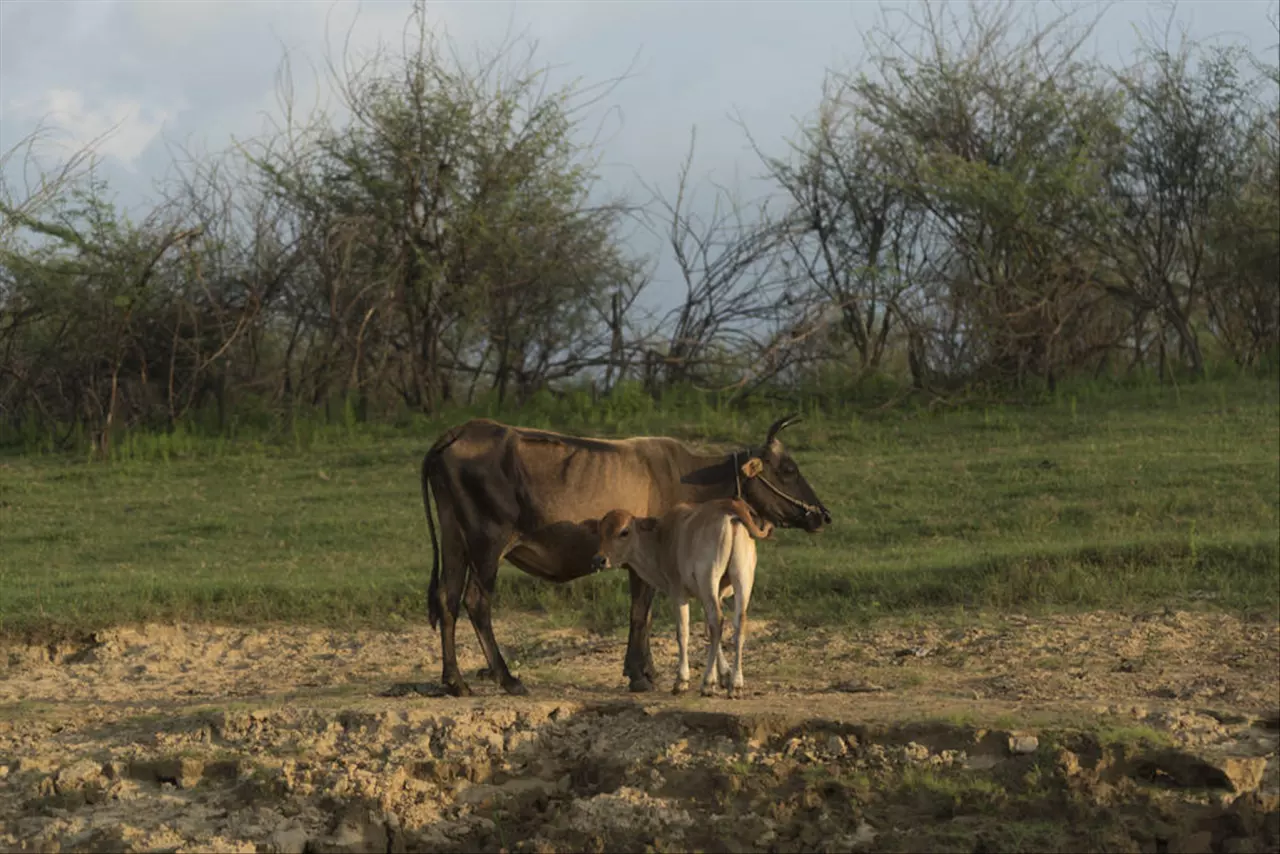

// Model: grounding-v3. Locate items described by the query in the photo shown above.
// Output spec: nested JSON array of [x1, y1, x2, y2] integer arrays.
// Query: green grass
[[0, 378, 1276, 641]]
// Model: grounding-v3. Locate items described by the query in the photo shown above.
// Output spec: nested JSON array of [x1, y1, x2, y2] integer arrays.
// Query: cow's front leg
[[624, 569, 657, 692]]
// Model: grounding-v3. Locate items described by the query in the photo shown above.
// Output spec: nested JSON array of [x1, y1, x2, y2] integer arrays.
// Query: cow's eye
[[620, 529, 630, 538]]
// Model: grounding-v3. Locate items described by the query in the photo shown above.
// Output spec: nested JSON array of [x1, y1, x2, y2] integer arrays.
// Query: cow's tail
[[422, 449, 443, 629], [422, 424, 466, 630]]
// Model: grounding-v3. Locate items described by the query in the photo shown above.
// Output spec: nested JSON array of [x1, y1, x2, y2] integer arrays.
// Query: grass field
[[1, 378, 1277, 642]]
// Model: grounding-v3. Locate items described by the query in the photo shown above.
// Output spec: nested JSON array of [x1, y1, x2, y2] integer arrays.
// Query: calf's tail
[[728, 498, 773, 539]]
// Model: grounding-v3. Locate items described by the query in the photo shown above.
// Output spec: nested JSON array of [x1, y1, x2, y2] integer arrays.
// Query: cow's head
[[738, 413, 831, 533], [590, 509, 657, 572]]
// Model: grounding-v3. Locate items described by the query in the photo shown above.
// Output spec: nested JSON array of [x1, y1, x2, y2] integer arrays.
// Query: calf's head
[[738, 413, 832, 533], [590, 509, 657, 572]]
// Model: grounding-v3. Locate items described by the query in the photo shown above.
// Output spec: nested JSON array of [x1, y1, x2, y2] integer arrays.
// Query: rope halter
[[732, 451, 826, 519]]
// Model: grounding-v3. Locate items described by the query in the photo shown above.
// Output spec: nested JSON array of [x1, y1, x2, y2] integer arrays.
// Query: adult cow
[[420, 414, 830, 697]]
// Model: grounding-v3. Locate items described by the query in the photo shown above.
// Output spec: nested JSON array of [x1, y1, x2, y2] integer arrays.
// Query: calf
[[590, 499, 773, 697]]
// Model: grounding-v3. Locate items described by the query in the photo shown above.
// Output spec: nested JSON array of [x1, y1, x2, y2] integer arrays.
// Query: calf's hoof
[[444, 679, 473, 698], [728, 685, 745, 699], [476, 666, 494, 680], [672, 680, 689, 696], [501, 676, 529, 697], [628, 675, 655, 693], [700, 683, 717, 698], [718, 670, 733, 690]]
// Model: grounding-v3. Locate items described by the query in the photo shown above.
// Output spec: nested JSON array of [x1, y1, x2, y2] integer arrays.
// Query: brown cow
[[591, 499, 774, 698], [420, 414, 830, 697]]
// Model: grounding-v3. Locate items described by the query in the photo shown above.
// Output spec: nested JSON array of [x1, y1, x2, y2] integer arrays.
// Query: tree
[[838, 0, 1128, 389], [1106, 15, 1263, 377]]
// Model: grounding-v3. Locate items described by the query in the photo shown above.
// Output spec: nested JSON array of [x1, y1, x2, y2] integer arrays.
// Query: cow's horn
[[765, 413, 803, 446]]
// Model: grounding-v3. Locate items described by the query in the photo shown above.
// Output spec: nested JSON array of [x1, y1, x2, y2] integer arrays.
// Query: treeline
[[1, 1, 1277, 452]]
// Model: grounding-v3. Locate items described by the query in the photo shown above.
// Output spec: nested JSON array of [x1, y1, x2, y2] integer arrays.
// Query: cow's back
[[435, 419, 693, 528]]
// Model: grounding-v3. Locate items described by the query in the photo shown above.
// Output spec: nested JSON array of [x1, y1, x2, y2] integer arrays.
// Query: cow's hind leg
[[464, 538, 527, 696], [434, 512, 472, 697], [624, 570, 659, 693]]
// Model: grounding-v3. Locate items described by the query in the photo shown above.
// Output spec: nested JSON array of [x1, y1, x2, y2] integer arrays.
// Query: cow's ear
[[740, 457, 763, 479], [636, 516, 659, 533], [581, 518, 601, 536]]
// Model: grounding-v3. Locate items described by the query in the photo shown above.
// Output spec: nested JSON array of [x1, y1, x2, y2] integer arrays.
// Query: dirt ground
[[2, 608, 1278, 853]]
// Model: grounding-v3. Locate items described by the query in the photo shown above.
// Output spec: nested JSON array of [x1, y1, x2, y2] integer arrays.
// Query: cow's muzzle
[[803, 505, 832, 531], [591, 554, 609, 572]]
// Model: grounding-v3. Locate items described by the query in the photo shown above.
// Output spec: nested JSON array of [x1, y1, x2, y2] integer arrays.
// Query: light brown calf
[[590, 498, 773, 697]]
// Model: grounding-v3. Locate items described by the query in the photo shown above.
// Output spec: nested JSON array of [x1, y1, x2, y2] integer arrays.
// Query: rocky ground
[[1, 608, 1277, 853]]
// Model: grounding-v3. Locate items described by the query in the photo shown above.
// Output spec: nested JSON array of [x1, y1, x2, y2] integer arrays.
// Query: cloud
[[6, 88, 179, 169]]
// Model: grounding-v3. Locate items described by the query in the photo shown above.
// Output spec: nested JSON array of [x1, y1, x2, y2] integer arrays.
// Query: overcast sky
[[1, 0, 1275, 313]]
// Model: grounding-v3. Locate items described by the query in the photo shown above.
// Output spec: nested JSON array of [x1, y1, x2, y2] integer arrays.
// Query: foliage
[[1, 0, 1277, 448]]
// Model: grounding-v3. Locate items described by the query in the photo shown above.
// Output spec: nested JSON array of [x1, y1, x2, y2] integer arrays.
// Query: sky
[[1, 0, 1276, 314]]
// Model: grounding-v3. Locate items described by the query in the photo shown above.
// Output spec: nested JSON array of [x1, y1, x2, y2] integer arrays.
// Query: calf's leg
[[672, 597, 691, 695], [712, 595, 733, 689], [727, 534, 756, 698], [700, 599, 724, 697]]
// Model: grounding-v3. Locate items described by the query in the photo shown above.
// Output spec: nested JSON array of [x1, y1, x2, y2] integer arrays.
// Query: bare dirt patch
[[2, 609, 1277, 853]]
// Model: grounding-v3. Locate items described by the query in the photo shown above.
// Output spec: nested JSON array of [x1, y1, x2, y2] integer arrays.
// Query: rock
[[311, 817, 387, 854], [850, 821, 878, 850], [1140, 750, 1267, 793], [826, 735, 848, 758], [1224, 790, 1280, 840], [267, 826, 310, 854], [129, 757, 204, 789], [831, 679, 885, 694], [1173, 831, 1214, 854], [1219, 756, 1268, 793], [55, 759, 105, 792], [963, 754, 1002, 771], [1008, 735, 1039, 755], [902, 742, 930, 763], [1056, 749, 1082, 776], [457, 778, 556, 807]]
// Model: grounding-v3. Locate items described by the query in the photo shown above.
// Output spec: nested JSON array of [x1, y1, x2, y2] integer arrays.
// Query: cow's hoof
[[476, 666, 494, 680], [672, 680, 689, 695], [728, 686, 744, 699], [445, 680, 472, 698], [628, 675, 655, 693], [700, 684, 717, 698], [501, 677, 529, 697], [718, 671, 733, 690]]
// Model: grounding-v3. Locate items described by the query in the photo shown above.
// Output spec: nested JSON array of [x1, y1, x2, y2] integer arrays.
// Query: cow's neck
[[672, 445, 749, 505]]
